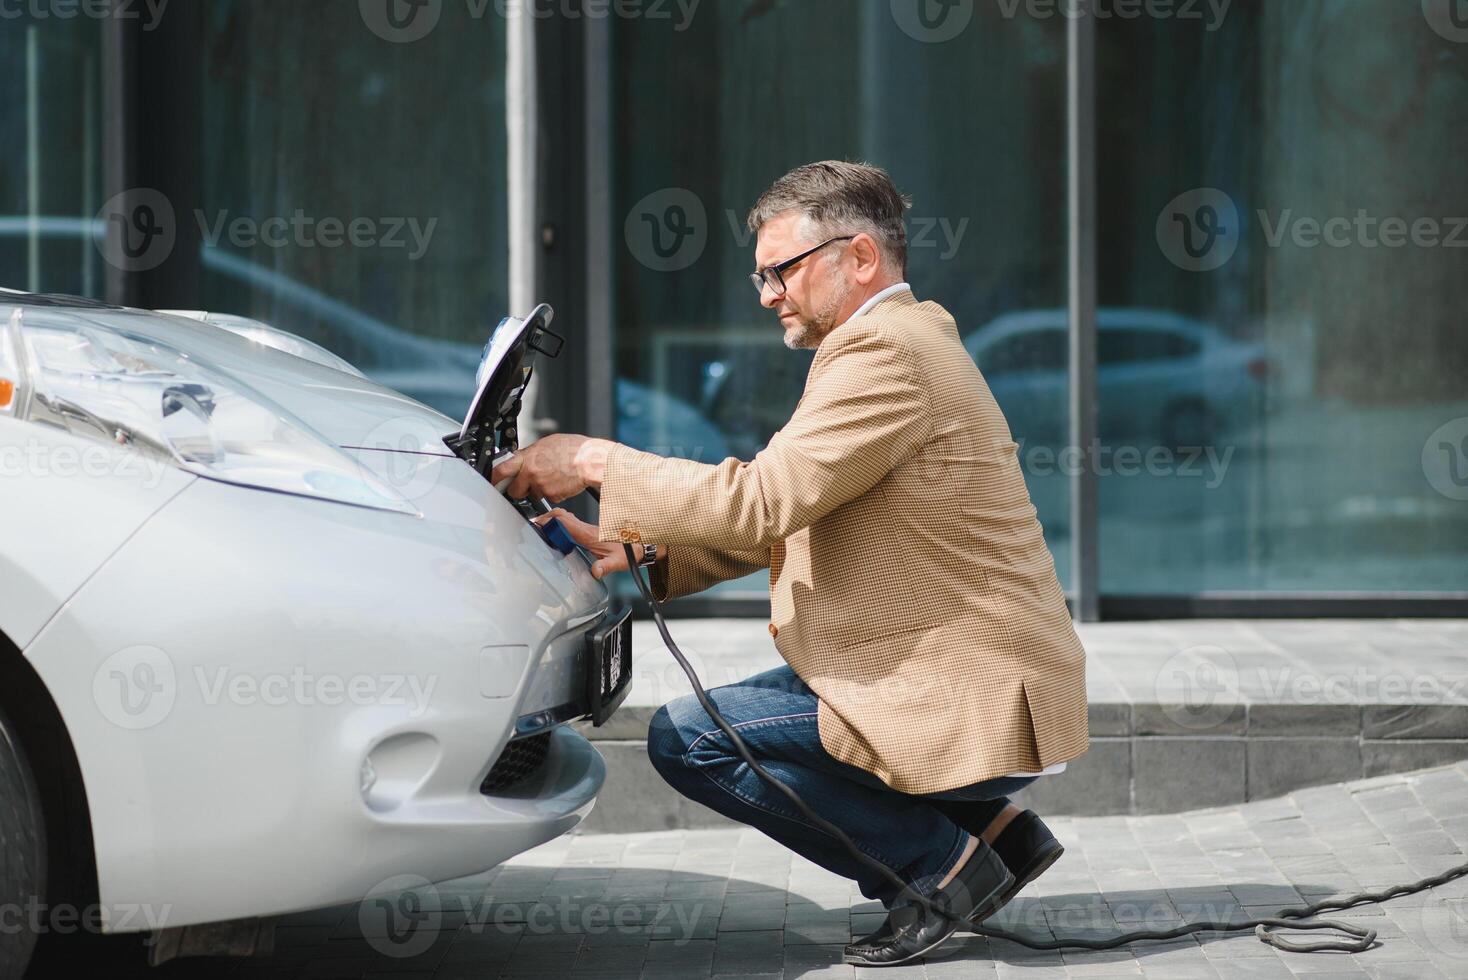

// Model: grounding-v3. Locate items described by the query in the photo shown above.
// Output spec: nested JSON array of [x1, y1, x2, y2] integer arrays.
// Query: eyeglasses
[[748, 236, 855, 297]]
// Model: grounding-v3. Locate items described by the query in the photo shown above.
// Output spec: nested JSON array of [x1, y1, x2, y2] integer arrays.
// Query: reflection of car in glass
[[0, 290, 627, 973], [697, 346, 812, 461], [1, 216, 728, 457], [618, 376, 732, 463], [964, 309, 1271, 448]]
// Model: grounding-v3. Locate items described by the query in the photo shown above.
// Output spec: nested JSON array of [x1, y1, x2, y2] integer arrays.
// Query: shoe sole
[[969, 839, 1065, 925], [841, 917, 960, 967], [843, 866, 1016, 967]]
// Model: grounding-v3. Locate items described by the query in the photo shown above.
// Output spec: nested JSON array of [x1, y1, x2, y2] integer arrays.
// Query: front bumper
[[510, 603, 632, 743], [22, 460, 619, 932]]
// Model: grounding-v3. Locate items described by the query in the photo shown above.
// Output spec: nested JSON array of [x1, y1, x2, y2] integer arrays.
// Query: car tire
[[1161, 398, 1220, 451], [0, 707, 46, 980]]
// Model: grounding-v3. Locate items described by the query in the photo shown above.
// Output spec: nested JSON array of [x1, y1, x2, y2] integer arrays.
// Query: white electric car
[[0, 290, 629, 975]]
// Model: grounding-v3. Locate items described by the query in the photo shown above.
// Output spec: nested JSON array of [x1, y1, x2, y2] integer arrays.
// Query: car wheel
[[0, 707, 46, 980], [1161, 399, 1220, 451]]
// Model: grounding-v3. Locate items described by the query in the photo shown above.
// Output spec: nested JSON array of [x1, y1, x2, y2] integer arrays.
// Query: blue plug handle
[[542, 517, 577, 556]]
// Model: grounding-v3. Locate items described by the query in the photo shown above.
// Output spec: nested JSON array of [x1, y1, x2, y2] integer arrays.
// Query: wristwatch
[[637, 543, 660, 567]]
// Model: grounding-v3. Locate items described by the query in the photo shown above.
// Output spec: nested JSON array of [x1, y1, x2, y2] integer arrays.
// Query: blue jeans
[[647, 665, 1037, 909]]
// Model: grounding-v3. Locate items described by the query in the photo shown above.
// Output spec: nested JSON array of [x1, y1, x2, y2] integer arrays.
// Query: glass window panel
[[1097, 1, 1468, 593], [0, 16, 104, 298], [611, 1, 1069, 599], [199, 0, 508, 419]]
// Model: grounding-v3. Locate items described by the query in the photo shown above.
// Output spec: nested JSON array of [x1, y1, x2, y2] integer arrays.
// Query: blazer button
[[768, 623, 778, 638]]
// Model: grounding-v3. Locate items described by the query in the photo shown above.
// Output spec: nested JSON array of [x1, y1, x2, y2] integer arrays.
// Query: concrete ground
[[182, 761, 1468, 979]]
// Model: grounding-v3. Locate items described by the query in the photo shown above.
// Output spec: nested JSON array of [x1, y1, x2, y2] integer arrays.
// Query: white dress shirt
[[840, 281, 913, 326]]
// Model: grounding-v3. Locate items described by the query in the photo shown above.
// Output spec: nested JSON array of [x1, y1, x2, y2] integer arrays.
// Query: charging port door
[[445, 303, 563, 473]]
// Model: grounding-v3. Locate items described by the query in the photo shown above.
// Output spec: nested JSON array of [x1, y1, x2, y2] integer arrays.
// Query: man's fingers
[[505, 473, 534, 499], [538, 509, 601, 548], [591, 557, 622, 580], [489, 454, 520, 487]]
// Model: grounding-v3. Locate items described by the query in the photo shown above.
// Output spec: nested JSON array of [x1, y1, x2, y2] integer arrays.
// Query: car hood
[[44, 304, 461, 456]]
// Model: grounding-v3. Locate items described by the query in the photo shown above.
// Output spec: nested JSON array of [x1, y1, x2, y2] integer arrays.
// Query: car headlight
[[1, 308, 419, 516]]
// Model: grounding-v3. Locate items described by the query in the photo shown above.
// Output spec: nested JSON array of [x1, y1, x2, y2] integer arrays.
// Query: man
[[491, 161, 1088, 967]]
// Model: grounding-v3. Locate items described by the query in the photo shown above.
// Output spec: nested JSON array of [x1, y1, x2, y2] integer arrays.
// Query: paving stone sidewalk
[[218, 761, 1468, 979]]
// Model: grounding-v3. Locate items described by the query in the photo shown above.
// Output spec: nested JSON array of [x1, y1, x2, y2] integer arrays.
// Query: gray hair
[[746, 161, 913, 275]]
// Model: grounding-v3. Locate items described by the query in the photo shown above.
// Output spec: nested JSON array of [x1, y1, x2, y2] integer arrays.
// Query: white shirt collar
[[841, 282, 912, 327]]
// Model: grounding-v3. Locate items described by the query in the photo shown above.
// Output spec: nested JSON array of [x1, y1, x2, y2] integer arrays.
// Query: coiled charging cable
[[586, 492, 1468, 955]]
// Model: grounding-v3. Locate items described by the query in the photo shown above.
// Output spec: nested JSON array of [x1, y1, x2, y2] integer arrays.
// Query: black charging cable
[[584, 490, 1468, 955]]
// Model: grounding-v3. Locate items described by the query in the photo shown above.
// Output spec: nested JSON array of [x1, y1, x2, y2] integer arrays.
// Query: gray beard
[[783, 278, 854, 350]]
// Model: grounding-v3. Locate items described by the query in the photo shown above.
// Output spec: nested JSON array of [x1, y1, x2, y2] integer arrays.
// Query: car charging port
[[440, 304, 578, 555], [443, 303, 562, 479]]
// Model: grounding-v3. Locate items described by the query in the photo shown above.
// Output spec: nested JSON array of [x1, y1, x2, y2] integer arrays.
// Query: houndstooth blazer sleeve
[[598, 319, 932, 551], [647, 546, 771, 602]]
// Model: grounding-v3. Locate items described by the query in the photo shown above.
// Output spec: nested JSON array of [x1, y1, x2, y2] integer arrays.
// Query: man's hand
[[533, 508, 661, 579], [489, 434, 614, 503]]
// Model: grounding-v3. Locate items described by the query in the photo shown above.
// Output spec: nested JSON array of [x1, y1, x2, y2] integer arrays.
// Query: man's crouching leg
[[645, 669, 977, 910], [645, 671, 1018, 966], [931, 798, 1065, 916]]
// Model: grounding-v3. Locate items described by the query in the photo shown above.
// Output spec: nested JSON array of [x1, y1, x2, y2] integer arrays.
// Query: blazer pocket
[[838, 619, 933, 653]]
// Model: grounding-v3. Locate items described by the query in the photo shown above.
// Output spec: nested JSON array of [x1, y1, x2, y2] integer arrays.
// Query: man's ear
[[849, 233, 883, 286]]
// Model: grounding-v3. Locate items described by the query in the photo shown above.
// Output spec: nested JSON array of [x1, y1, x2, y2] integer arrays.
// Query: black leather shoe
[[987, 809, 1065, 912], [842, 842, 1014, 966], [843, 904, 948, 967]]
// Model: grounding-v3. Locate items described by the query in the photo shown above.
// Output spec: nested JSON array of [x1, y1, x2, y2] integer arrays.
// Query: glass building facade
[[4, 0, 1465, 616]]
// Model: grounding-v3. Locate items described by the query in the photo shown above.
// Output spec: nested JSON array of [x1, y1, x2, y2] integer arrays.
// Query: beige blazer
[[598, 288, 1088, 794]]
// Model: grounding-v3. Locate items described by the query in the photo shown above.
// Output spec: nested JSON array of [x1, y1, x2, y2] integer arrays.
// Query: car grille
[[480, 731, 552, 794]]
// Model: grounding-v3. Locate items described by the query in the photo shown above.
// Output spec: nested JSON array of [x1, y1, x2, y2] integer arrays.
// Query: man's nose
[[759, 280, 782, 310]]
